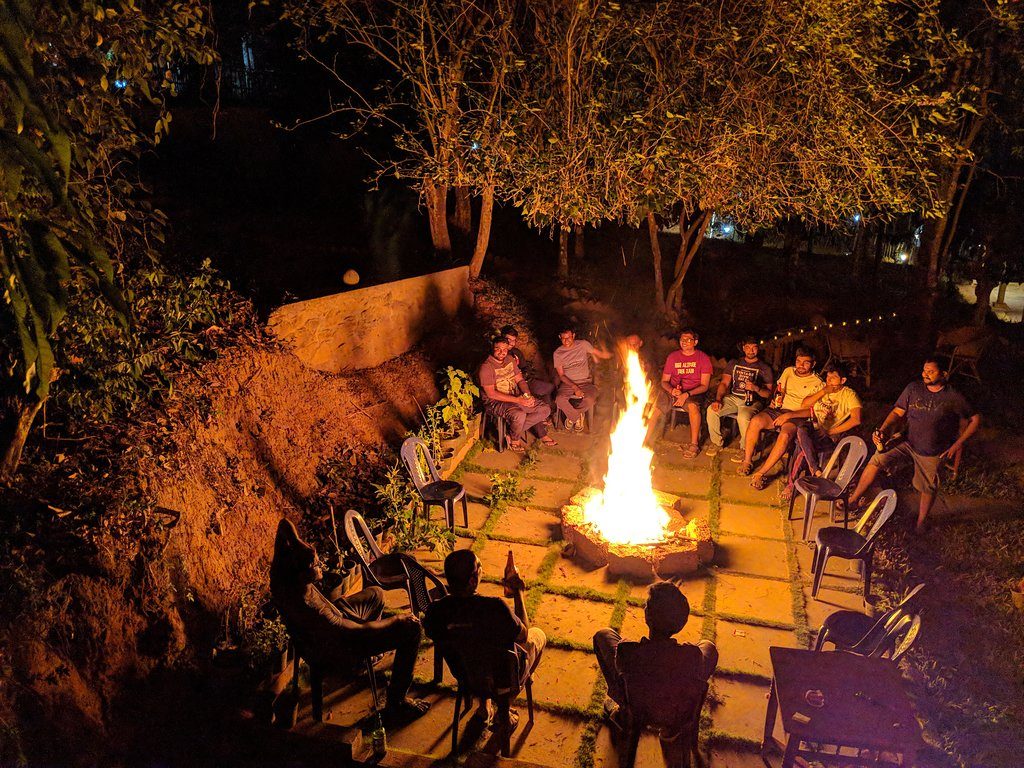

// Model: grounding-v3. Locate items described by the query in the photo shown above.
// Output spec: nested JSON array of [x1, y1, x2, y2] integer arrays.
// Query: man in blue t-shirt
[[706, 337, 774, 456], [846, 356, 980, 533]]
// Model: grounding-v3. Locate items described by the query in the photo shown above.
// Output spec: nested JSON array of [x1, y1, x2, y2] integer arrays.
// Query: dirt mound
[[5, 339, 441, 763]]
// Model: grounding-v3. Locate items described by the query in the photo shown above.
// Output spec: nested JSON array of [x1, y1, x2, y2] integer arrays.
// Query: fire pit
[[560, 346, 713, 580]]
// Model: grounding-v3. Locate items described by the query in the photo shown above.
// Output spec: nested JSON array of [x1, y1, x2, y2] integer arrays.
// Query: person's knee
[[593, 627, 619, 654], [697, 640, 719, 679], [528, 626, 547, 653]]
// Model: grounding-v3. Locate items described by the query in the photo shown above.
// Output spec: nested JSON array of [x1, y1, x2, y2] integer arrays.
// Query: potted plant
[[438, 367, 479, 439]]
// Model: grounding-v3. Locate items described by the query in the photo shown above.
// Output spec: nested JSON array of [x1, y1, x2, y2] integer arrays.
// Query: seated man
[[705, 336, 774, 457], [739, 347, 823, 479], [780, 361, 863, 499], [479, 335, 556, 452], [269, 519, 429, 722], [658, 328, 713, 459], [844, 356, 979, 533], [552, 326, 612, 432], [500, 325, 556, 407], [424, 549, 546, 733], [593, 582, 717, 728]]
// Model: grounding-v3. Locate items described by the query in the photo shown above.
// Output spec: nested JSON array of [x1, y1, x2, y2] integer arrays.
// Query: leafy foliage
[[484, 471, 534, 507], [0, 0, 215, 399], [437, 366, 479, 435]]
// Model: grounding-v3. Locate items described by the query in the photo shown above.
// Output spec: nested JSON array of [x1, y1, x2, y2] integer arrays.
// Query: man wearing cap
[[592, 582, 717, 728], [705, 337, 775, 457]]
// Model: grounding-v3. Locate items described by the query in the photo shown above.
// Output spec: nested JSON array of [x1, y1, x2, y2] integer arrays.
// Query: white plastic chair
[[788, 435, 868, 541]]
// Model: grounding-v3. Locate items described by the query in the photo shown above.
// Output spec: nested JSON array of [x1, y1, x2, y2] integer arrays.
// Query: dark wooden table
[[761, 647, 922, 767]]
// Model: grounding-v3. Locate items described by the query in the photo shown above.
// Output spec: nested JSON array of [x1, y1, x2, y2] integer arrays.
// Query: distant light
[[898, 251, 908, 263], [113, 78, 128, 89], [853, 213, 861, 223], [722, 224, 734, 235], [470, 140, 481, 151]]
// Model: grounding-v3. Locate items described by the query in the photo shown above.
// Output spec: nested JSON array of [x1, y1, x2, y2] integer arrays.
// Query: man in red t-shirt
[[658, 328, 713, 459]]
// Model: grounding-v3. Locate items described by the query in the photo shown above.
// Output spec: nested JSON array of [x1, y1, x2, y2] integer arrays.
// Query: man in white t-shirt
[[739, 347, 823, 481], [552, 326, 612, 431]]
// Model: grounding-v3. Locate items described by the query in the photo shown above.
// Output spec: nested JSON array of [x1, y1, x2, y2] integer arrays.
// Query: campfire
[[561, 346, 712, 579]]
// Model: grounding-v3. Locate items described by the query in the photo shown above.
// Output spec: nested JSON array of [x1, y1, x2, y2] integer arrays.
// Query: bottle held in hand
[[503, 548, 518, 597], [771, 386, 785, 409]]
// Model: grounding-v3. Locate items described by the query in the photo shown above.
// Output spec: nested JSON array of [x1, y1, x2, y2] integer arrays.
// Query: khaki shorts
[[869, 442, 943, 495]]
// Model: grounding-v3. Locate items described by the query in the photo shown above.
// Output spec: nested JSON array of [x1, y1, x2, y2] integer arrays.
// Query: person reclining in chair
[[479, 334, 556, 453], [593, 581, 718, 729], [270, 519, 430, 722], [423, 549, 546, 734]]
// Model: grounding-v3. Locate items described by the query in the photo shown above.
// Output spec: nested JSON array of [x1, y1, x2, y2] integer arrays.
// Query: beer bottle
[[503, 549, 518, 597]]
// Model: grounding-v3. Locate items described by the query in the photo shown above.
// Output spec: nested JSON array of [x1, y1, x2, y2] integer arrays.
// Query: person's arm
[[801, 387, 830, 409], [662, 372, 682, 399], [686, 371, 711, 397], [589, 345, 614, 361], [483, 382, 531, 406], [774, 407, 811, 426], [556, 363, 587, 395], [828, 407, 862, 437], [871, 406, 906, 447], [943, 413, 981, 458], [711, 373, 731, 409], [504, 571, 530, 644]]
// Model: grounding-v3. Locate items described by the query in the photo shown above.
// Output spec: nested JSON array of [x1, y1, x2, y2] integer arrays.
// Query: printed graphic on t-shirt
[[731, 365, 760, 397], [493, 360, 518, 395]]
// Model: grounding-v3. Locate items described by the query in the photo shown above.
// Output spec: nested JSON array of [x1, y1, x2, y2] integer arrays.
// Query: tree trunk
[[424, 179, 452, 256], [468, 184, 494, 279], [937, 160, 978, 281], [0, 393, 44, 479], [973, 259, 996, 326], [574, 224, 585, 263], [665, 209, 710, 316], [557, 225, 569, 280], [646, 212, 666, 314], [453, 186, 472, 237]]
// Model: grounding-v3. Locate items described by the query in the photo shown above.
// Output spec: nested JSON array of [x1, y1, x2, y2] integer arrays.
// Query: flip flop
[[508, 440, 526, 453], [750, 473, 769, 491], [540, 436, 558, 446], [737, 461, 753, 476]]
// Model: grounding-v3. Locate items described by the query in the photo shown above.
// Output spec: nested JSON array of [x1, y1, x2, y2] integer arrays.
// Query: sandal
[[540, 435, 558, 446], [507, 440, 526, 453], [750, 473, 769, 491], [737, 461, 753, 476], [681, 443, 700, 460]]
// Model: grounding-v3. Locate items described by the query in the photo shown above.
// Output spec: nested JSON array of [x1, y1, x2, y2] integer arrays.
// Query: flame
[[582, 346, 670, 545]]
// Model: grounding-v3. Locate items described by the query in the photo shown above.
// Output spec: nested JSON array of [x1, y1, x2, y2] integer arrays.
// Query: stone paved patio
[[294, 404, 879, 767]]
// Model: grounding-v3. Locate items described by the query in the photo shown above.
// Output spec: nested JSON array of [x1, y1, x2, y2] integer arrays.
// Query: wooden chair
[[825, 332, 872, 387], [936, 326, 992, 382]]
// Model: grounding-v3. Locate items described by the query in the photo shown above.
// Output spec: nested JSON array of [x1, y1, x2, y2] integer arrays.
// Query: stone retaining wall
[[268, 266, 471, 372]]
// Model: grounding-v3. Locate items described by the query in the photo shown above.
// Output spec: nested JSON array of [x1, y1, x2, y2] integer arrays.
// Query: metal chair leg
[[365, 657, 380, 712], [461, 494, 468, 527]]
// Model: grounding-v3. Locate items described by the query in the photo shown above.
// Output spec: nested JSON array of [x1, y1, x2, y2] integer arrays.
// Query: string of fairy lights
[[760, 311, 899, 345]]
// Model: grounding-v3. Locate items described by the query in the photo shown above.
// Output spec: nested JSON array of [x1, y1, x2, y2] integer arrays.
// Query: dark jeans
[[785, 425, 837, 493], [592, 628, 718, 707], [332, 586, 422, 707]]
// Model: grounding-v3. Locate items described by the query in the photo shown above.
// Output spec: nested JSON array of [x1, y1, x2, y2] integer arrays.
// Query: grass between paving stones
[[783, 510, 812, 649]]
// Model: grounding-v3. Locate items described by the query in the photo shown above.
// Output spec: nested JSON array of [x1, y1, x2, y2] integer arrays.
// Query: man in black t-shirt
[[706, 337, 775, 456], [846, 356, 980, 533], [424, 549, 546, 731]]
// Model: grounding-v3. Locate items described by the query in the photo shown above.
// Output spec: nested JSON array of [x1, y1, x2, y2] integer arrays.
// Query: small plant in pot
[[438, 366, 479, 438]]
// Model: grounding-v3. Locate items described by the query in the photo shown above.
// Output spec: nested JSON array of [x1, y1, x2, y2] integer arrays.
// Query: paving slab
[[532, 593, 616, 646], [620, 604, 702, 646], [413, 645, 455, 688], [801, 585, 866, 632], [547, 554, 628, 599], [709, 746, 770, 767], [522, 478, 577, 509], [546, 430, 603, 454], [476, 540, 552, 581], [793, 541, 864, 590], [385, 690, 459, 757], [462, 472, 493, 502], [593, 723, 678, 768], [651, 464, 712, 497], [670, 497, 712, 525], [461, 501, 494, 531], [318, 681, 376, 729], [718, 502, 785, 540], [474, 449, 525, 472], [504, 710, 588, 766], [715, 573, 795, 625], [527, 451, 585, 482], [709, 677, 771, 744], [713, 536, 790, 579], [719, 474, 780, 505], [637, 573, 709, 613], [714, 620, 801, 677], [530, 647, 599, 709], [493, 506, 562, 542]]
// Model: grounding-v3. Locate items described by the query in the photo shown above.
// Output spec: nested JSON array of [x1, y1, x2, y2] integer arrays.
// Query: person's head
[[823, 361, 849, 389], [270, 519, 318, 593], [500, 325, 519, 347], [644, 581, 690, 638], [678, 328, 699, 353], [739, 336, 760, 361], [490, 335, 511, 362], [624, 333, 643, 352], [793, 347, 816, 375], [921, 356, 949, 387], [558, 326, 577, 348], [443, 549, 482, 597]]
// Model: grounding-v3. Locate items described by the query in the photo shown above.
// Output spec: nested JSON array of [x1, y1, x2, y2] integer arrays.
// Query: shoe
[[383, 697, 431, 724], [730, 453, 745, 463], [705, 443, 722, 457], [602, 698, 627, 731], [573, 416, 585, 433]]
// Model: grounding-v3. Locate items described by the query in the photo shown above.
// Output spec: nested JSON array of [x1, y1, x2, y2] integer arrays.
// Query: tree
[[0, 0, 215, 476]]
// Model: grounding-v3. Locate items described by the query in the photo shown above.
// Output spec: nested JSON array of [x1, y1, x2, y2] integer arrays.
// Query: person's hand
[[825, 383, 840, 394], [872, 429, 885, 450], [773, 413, 789, 427], [503, 570, 526, 593], [711, 400, 722, 412], [674, 392, 689, 407], [573, 388, 584, 398], [519, 394, 534, 406], [940, 442, 962, 460], [399, 614, 421, 627], [671, 387, 682, 398], [742, 380, 757, 392]]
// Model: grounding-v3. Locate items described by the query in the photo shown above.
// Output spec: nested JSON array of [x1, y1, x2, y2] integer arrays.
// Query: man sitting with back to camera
[[593, 581, 718, 730], [424, 549, 547, 736], [479, 334, 556, 453]]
